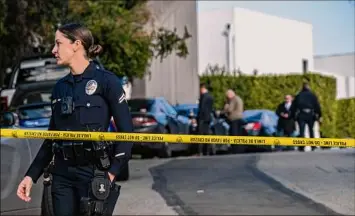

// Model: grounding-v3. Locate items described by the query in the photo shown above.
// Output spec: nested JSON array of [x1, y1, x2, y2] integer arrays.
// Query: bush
[[336, 98, 355, 138], [200, 72, 337, 138]]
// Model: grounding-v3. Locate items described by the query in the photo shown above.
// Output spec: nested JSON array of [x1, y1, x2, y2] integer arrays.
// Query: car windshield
[[127, 99, 154, 112], [17, 63, 70, 85], [12, 91, 52, 107], [18, 105, 52, 120]]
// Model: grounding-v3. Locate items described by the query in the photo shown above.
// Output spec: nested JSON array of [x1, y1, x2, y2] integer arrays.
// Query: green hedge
[[200, 73, 337, 138], [336, 98, 355, 138]]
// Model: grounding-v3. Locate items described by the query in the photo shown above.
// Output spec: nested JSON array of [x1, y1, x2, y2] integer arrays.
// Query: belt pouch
[[73, 142, 85, 163], [62, 141, 74, 160]]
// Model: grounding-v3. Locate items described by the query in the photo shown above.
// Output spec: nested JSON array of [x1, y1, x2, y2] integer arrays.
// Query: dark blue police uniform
[[291, 87, 322, 139], [24, 61, 134, 216]]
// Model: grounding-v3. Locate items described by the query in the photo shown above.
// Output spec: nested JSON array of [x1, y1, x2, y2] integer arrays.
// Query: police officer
[[291, 82, 322, 151], [16, 23, 134, 216]]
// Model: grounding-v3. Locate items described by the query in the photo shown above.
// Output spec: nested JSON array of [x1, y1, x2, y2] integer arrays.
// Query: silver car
[[1, 112, 47, 215]]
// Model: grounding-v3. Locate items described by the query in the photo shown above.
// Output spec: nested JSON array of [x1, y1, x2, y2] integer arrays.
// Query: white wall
[[314, 53, 355, 77], [198, 7, 314, 75], [232, 7, 314, 75], [313, 69, 355, 99], [314, 53, 355, 99], [198, 9, 233, 74]]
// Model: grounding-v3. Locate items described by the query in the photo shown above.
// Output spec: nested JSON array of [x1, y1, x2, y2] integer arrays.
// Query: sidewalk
[[257, 150, 355, 216]]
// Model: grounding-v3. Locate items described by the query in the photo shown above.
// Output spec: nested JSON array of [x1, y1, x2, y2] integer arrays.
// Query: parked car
[[119, 97, 191, 158], [16, 102, 52, 128], [0, 54, 114, 110], [1, 110, 53, 215], [230, 109, 279, 153], [174, 104, 231, 154], [173, 104, 199, 133], [9, 80, 55, 109]]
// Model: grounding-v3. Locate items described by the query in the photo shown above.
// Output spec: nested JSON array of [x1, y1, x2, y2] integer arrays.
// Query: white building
[[313, 52, 355, 99], [130, 1, 199, 104], [198, 7, 314, 75]]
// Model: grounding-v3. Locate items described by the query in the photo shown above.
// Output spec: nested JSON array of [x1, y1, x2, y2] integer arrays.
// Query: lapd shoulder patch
[[86, 80, 98, 95]]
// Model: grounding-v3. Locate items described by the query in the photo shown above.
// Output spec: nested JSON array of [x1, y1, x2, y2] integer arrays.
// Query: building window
[[302, 59, 308, 74]]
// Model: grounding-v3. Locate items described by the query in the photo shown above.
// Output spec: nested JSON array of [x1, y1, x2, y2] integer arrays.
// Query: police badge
[[86, 80, 98, 95]]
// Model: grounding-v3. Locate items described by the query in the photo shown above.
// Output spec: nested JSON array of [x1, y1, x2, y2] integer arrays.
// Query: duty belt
[[53, 141, 95, 165], [301, 108, 313, 113]]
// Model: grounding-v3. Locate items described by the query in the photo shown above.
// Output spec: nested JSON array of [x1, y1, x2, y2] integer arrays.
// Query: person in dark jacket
[[197, 82, 214, 156], [16, 23, 133, 216], [291, 82, 322, 151], [276, 94, 295, 137]]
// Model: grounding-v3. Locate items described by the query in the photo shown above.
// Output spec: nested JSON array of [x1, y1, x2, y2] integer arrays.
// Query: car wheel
[[159, 142, 172, 158], [158, 128, 172, 158], [208, 144, 217, 155], [41, 178, 54, 216], [116, 163, 130, 181]]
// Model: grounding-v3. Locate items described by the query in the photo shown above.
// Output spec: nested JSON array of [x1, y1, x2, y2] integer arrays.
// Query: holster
[[79, 141, 115, 216], [80, 169, 114, 216]]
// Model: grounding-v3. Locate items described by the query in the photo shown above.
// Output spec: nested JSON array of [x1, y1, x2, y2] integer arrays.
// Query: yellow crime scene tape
[[1, 128, 354, 148]]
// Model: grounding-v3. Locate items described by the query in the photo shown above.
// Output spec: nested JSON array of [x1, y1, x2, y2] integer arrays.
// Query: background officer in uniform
[[196, 82, 214, 156], [291, 82, 322, 151], [16, 23, 134, 216]]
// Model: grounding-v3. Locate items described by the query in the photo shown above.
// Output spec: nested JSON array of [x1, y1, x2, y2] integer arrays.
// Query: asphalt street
[[1, 150, 352, 215], [149, 154, 342, 215]]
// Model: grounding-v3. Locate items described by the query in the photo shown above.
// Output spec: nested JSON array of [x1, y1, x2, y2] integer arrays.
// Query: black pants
[[297, 114, 315, 138], [198, 121, 210, 155], [229, 119, 246, 153], [297, 113, 316, 151], [51, 161, 120, 216], [229, 119, 243, 136]]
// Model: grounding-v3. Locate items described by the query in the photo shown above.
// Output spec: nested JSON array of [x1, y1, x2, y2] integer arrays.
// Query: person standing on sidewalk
[[196, 82, 214, 156], [223, 89, 245, 153], [291, 82, 322, 151]]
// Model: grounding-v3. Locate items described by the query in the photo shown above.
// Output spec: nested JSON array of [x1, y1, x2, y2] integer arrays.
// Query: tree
[[0, 0, 6, 38], [0, 0, 191, 82], [0, 0, 65, 86], [65, 0, 191, 78]]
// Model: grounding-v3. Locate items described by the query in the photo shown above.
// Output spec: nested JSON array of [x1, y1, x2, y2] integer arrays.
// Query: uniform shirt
[[25, 61, 134, 183], [290, 88, 322, 118]]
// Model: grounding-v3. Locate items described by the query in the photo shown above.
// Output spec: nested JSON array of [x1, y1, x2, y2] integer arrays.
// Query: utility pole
[[222, 23, 231, 73]]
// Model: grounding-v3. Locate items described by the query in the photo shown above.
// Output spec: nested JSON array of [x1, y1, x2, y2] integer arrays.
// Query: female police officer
[[16, 23, 134, 216]]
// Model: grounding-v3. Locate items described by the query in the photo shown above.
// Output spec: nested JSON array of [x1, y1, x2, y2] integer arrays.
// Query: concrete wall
[[131, 1, 199, 105], [314, 53, 355, 99], [198, 7, 314, 76]]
